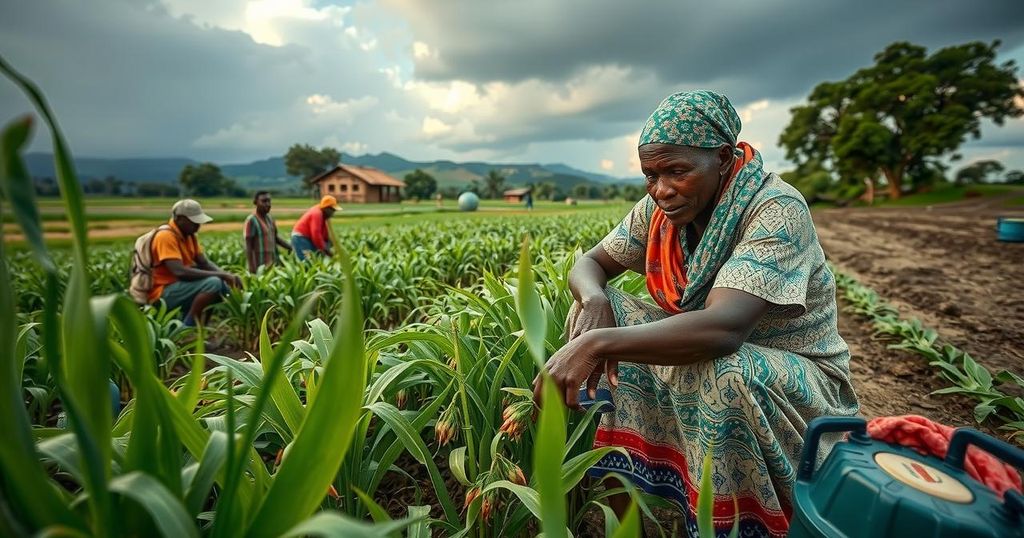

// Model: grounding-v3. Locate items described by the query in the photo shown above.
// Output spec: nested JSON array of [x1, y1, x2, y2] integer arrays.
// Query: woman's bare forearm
[[568, 246, 626, 305], [569, 255, 610, 305], [585, 288, 771, 367]]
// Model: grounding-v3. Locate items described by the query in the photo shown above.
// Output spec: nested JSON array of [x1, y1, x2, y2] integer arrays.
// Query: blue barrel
[[789, 417, 1024, 538], [997, 217, 1024, 242]]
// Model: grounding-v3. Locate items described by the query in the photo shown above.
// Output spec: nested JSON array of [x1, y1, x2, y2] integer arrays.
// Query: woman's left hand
[[532, 331, 606, 412]]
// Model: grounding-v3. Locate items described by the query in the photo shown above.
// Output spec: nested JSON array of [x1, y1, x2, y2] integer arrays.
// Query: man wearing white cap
[[148, 199, 242, 326]]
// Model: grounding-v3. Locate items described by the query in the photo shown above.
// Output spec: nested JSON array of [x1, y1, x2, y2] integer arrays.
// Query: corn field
[[0, 58, 740, 538]]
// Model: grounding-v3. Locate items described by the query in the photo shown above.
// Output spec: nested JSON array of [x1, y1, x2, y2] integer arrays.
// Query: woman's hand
[[569, 295, 616, 340], [533, 330, 612, 412]]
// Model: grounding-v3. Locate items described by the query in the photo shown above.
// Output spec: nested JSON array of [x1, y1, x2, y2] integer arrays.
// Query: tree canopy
[[955, 159, 1005, 184], [403, 169, 437, 200], [179, 163, 240, 197], [779, 40, 1022, 199], [482, 170, 506, 199], [285, 144, 341, 186]]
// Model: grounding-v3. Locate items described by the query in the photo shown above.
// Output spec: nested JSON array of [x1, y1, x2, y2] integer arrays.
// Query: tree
[[571, 183, 590, 200], [621, 184, 646, 202], [136, 181, 178, 197], [102, 175, 123, 196], [955, 160, 1005, 184], [780, 159, 837, 203], [403, 169, 437, 200], [482, 170, 506, 199], [285, 144, 341, 186], [602, 184, 620, 200], [1006, 170, 1024, 184], [780, 41, 1022, 199], [534, 181, 556, 200], [179, 163, 236, 196]]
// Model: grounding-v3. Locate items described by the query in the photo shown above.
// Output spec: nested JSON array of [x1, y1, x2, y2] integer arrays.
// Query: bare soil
[[815, 192, 1024, 441]]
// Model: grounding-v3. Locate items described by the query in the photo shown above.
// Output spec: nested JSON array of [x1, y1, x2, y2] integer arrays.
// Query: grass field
[[875, 182, 1023, 206], [2, 197, 632, 247]]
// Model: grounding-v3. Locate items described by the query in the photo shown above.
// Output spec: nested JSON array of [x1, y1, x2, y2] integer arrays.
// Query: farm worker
[[149, 199, 242, 327], [291, 195, 341, 261], [533, 91, 859, 537], [244, 190, 292, 273]]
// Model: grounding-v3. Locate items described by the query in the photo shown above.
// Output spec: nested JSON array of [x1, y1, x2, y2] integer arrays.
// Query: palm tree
[[483, 170, 506, 199]]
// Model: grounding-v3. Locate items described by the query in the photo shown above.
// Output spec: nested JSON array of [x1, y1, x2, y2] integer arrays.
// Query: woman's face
[[639, 143, 731, 228]]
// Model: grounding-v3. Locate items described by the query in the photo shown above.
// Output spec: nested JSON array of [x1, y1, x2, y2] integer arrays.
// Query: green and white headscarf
[[639, 90, 743, 149]]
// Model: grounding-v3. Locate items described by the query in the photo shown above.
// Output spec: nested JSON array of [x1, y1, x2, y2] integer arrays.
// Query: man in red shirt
[[291, 195, 341, 260], [150, 199, 242, 326]]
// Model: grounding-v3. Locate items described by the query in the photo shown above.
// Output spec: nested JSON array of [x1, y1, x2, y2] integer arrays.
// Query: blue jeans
[[291, 234, 330, 261]]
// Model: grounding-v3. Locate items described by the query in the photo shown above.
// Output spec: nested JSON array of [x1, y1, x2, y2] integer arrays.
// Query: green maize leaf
[[560, 447, 628, 494], [37, 433, 87, 485], [995, 370, 1024, 388], [258, 308, 307, 435], [515, 236, 548, 367], [247, 247, 368, 538], [0, 116, 53, 272], [366, 382, 453, 496], [963, 355, 993, 390], [184, 432, 228, 517], [308, 317, 333, 361], [990, 396, 1024, 416], [106, 472, 198, 538], [974, 402, 997, 424], [176, 326, 207, 412], [405, 505, 431, 538], [481, 480, 542, 520], [96, 295, 181, 494], [448, 446, 470, 486], [486, 336, 526, 411], [366, 402, 459, 524], [697, 444, 715, 538], [595, 502, 620, 537], [204, 354, 265, 387], [501, 387, 534, 399], [0, 57, 87, 263], [597, 473, 666, 533], [365, 359, 438, 405], [535, 375, 568, 538], [609, 502, 640, 538], [353, 488, 392, 524], [563, 403, 608, 458], [279, 512, 425, 538], [368, 330, 455, 358], [34, 526, 92, 538], [57, 209, 111, 535], [0, 119, 81, 533]]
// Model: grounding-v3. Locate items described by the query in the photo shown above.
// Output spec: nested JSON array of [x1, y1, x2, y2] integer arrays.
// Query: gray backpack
[[128, 224, 172, 304]]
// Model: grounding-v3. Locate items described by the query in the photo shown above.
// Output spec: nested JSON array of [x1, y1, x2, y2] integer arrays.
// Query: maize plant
[[832, 265, 1024, 442]]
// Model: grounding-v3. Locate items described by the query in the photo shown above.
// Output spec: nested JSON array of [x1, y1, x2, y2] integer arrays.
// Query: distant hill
[[24, 153, 197, 183], [24, 151, 632, 192]]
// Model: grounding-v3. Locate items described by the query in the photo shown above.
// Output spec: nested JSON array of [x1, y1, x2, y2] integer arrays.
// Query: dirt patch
[[816, 191, 1024, 442]]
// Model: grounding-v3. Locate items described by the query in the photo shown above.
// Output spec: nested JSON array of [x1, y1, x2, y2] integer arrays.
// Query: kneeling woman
[[535, 91, 859, 537]]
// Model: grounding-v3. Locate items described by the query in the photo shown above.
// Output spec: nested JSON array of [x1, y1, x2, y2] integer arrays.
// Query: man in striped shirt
[[244, 191, 292, 273]]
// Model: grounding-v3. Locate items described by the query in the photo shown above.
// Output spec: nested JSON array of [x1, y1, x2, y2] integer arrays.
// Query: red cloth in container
[[867, 415, 1022, 497]]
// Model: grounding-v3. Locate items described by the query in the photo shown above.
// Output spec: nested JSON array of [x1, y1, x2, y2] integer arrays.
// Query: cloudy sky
[[1, 0, 1022, 178]]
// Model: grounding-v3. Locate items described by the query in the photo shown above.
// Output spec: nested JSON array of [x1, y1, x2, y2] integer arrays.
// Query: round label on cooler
[[874, 452, 974, 503]]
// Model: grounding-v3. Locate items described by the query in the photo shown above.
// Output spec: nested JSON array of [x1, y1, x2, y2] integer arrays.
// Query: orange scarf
[[645, 143, 755, 314]]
